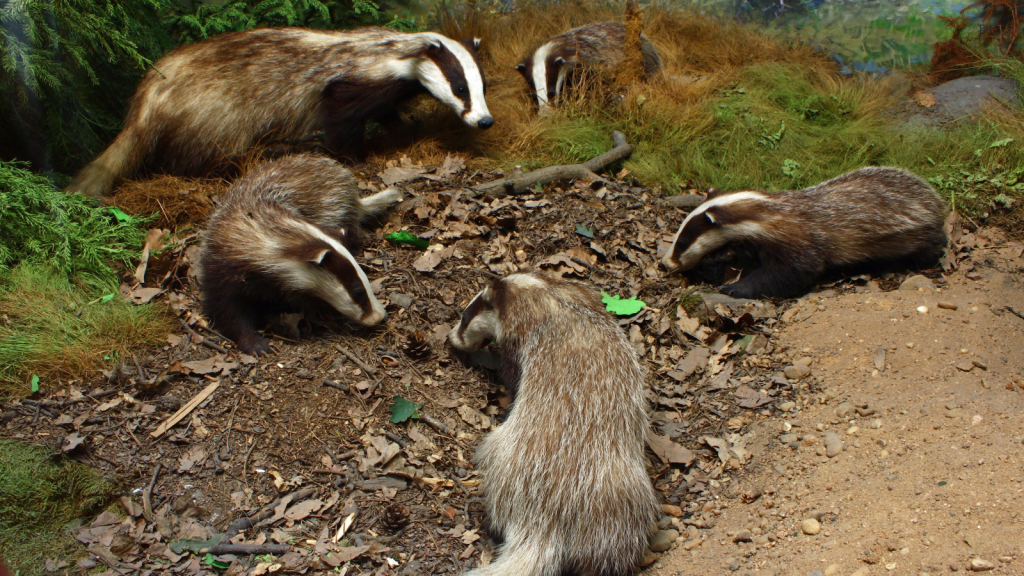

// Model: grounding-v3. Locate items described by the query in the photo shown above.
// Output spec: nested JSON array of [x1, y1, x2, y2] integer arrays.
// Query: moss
[[0, 440, 115, 574], [676, 289, 704, 316]]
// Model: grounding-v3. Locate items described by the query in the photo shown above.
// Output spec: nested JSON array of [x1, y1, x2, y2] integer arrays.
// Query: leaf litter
[[2, 153, 991, 575]]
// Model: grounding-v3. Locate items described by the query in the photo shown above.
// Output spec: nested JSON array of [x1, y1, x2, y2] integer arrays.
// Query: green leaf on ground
[[601, 292, 646, 316], [203, 553, 229, 570], [109, 207, 133, 223], [30, 375, 39, 393], [389, 397, 422, 423], [574, 224, 594, 239], [989, 137, 1014, 148], [385, 230, 429, 250]]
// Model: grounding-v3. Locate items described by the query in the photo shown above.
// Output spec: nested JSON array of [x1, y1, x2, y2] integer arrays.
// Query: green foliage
[[601, 292, 646, 316], [0, 161, 147, 284], [386, 230, 429, 249], [389, 396, 422, 423], [0, 438, 115, 574]]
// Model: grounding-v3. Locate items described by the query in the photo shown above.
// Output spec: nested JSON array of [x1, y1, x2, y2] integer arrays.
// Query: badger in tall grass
[[662, 167, 948, 299], [515, 22, 662, 111], [449, 271, 659, 576], [199, 154, 400, 354], [68, 27, 492, 197]]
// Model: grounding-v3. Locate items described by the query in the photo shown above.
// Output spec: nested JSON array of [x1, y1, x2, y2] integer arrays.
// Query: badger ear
[[705, 211, 718, 225], [554, 56, 566, 65], [514, 63, 526, 71], [705, 187, 723, 200], [473, 37, 482, 50]]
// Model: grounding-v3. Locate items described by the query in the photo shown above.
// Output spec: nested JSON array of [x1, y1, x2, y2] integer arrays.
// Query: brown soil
[[650, 239, 1024, 575], [3, 158, 1023, 575]]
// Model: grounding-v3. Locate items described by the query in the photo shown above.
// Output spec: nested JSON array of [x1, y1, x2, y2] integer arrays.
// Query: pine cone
[[383, 503, 409, 530], [403, 330, 431, 359]]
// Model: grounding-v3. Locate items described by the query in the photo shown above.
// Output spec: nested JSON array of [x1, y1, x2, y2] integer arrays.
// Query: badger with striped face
[[69, 27, 493, 197], [515, 22, 662, 112], [450, 271, 659, 576], [662, 167, 948, 299], [199, 154, 401, 355]]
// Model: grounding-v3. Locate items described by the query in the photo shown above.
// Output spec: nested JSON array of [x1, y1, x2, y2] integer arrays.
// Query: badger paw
[[236, 332, 271, 356], [719, 282, 761, 300]]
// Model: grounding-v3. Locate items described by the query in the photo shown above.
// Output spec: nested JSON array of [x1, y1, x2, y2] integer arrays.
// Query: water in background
[[664, 0, 969, 72]]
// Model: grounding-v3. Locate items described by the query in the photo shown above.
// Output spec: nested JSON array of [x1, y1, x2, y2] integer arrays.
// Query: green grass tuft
[[0, 263, 173, 394], [0, 439, 116, 574]]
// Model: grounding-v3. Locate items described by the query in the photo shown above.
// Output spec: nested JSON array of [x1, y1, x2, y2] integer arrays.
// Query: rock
[[784, 365, 811, 380], [780, 434, 799, 444], [657, 517, 674, 529], [846, 425, 860, 435], [972, 360, 988, 371], [824, 565, 839, 576], [639, 549, 659, 568], [896, 76, 1021, 130], [779, 401, 797, 412], [754, 534, 770, 545], [823, 432, 843, 458], [686, 525, 700, 541], [662, 504, 683, 517], [938, 301, 958, 310], [733, 530, 753, 543], [851, 569, 871, 576], [793, 356, 813, 367], [870, 419, 883, 429], [917, 306, 929, 314], [801, 518, 821, 535], [969, 559, 995, 571], [900, 275, 935, 291], [390, 293, 415, 308], [836, 402, 855, 418], [807, 509, 825, 521], [802, 434, 819, 446], [650, 529, 677, 552]]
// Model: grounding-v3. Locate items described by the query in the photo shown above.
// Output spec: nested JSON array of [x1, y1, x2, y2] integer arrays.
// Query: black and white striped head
[[662, 190, 769, 272], [411, 33, 493, 129], [515, 41, 573, 111], [273, 222, 387, 327]]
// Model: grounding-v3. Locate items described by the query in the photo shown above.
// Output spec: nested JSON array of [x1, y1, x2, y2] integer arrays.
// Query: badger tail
[[358, 186, 403, 219], [461, 538, 559, 576], [66, 124, 149, 198]]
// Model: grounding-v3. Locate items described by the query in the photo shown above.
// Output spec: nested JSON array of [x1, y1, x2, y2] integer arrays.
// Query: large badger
[[516, 22, 662, 111], [662, 167, 949, 299], [199, 154, 400, 354], [449, 271, 659, 576], [69, 27, 492, 197]]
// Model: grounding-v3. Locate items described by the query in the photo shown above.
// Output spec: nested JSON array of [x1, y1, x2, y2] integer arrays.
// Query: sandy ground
[[649, 243, 1024, 576]]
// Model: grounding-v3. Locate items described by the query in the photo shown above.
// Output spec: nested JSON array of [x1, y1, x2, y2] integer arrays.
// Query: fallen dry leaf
[[913, 91, 936, 108], [734, 385, 772, 409], [457, 405, 490, 430], [647, 433, 695, 465]]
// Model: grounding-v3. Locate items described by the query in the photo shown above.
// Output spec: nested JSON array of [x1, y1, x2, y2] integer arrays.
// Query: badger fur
[[662, 167, 949, 299], [515, 22, 662, 111], [68, 27, 492, 197], [449, 271, 659, 576], [199, 154, 400, 354]]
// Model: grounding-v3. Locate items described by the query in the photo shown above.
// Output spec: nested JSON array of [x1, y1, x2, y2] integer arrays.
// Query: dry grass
[[114, 174, 227, 230]]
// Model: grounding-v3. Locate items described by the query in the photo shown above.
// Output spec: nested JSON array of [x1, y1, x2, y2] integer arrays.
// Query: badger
[[662, 167, 949, 299], [68, 27, 492, 197], [449, 271, 659, 576], [199, 154, 401, 354], [515, 22, 662, 111]]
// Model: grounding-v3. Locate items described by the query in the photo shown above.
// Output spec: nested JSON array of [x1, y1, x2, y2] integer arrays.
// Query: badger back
[[516, 22, 662, 109], [203, 196, 386, 327]]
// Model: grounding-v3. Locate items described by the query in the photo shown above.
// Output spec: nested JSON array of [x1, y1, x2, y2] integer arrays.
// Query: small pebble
[[906, 342, 915, 349], [938, 301, 958, 310], [969, 558, 995, 571], [823, 432, 843, 458], [836, 402, 855, 418], [780, 433, 799, 444], [802, 434, 819, 446], [794, 356, 813, 367], [784, 365, 812, 380], [779, 401, 797, 412], [650, 529, 678, 552], [846, 425, 860, 435], [662, 504, 683, 517], [870, 419, 883, 429], [917, 306, 929, 314], [801, 518, 821, 535], [733, 530, 753, 543]]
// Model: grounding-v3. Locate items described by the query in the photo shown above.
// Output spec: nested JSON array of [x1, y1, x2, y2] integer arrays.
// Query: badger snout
[[477, 116, 494, 129], [359, 307, 387, 327], [661, 254, 681, 273]]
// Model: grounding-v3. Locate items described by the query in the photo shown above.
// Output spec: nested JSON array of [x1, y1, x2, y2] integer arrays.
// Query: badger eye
[[456, 85, 467, 95], [351, 286, 367, 301]]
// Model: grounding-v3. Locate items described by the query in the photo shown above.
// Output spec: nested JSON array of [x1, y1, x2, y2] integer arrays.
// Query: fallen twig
[[336, 345, 377, 376], [179, 319, 230, 354], [142, 463, 161, 522], [321, 379, 350, 392], [208, 543, 291, 555], [22, 389, 116, 409], [419, 412, 452, 436], [470, 131, 633, 197], [150, 380, 220, 438], [223, 486, 317, 540], [663, 194, 707, 210]]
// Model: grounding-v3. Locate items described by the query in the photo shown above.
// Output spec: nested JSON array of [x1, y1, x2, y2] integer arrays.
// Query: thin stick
[[208, 543, 291, 555], [142, 463, 161, 522], [150, 380, 220, 438], [470, 131, 633, 197], [178, 319, 230, 354], [336, 344, 377, 375], [223, 486, 317, 540], [419, 412, 452, 436]]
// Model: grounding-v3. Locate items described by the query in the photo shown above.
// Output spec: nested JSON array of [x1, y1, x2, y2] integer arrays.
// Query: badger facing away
[[199, 154, 400, 354], [449, 271, 659, 576], [68, 27, 492, 197], [662, 167, 948, 299], [515, 22, 662, 111]]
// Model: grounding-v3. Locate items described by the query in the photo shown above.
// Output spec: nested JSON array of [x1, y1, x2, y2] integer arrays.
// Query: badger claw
[[237, 333, 271, 356]]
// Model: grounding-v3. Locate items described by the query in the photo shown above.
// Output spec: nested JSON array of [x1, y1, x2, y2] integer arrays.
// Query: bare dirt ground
[[650, 233, 1024, 576], [3, 156, 1023, 576]]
